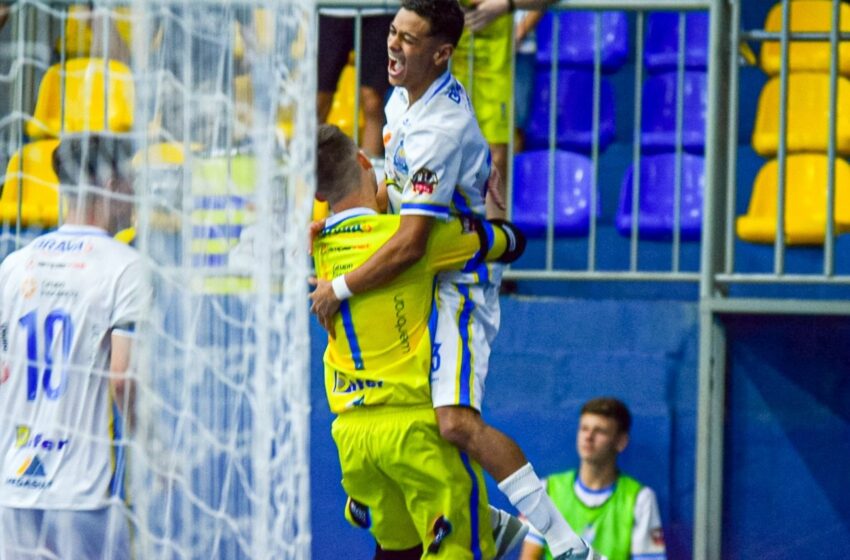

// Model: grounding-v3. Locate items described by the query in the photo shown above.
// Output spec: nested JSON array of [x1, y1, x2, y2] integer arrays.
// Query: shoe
[[491, 508, 529, 559], [553, 543, 606, 560]]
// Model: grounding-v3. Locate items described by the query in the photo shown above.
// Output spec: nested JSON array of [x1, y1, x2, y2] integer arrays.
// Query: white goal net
[[0, 1, 315, 558]]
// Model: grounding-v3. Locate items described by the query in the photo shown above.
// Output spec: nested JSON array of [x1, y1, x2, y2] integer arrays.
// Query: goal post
[[128, 2, 315, 559]]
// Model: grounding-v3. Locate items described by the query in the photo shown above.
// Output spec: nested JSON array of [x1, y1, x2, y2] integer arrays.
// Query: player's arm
[[110, 330, 135, 430], [632, 486, 667, 556], [310, 214, 433, 331], [465, 0, 557, 32], [310, 127, 460, 330], [425, 217, 526, 273]]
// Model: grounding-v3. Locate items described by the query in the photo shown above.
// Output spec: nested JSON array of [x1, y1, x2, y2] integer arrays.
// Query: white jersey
[[383, 71, 496, 284], [0, 225, 147, 510]]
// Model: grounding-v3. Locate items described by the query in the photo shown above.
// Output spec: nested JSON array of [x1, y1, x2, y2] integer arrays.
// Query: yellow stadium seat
[[761, 1, 850, 76], [737, 154, 850, 244], [1, 140, 61, 227], [27, 58, 134, 138], [57, 6, 132, 57], [327, 62, 364, 139], [752, 73, 850, 156]]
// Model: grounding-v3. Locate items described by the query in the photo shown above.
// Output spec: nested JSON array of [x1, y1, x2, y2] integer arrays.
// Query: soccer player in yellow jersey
[[313, 124, 525, 559]]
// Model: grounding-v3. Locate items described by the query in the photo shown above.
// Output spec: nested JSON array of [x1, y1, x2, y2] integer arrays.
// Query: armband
[[490, 219, 527, 264]]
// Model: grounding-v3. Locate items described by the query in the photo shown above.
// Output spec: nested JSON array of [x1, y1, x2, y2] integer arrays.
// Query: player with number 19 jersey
[[0, 225, 147, 510]]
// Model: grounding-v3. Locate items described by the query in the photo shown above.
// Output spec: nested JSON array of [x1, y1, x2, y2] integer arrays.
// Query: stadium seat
[[191, 156, 256, 268], [616, 153, 704, 240], [644, 12, 710, 72], [1, 140, 61, 227], [737, 154, 850, 244], [326, 62, 364, 140], [27, 58, 134, 138], [525, 70, 616, 153], [57, 5, 132, 57], [512, 150, 598, 237], [752, 73, 850, 156], [641, 71, 708, 153], [535, 11, 629, 71], [760, 1, 850, 77]]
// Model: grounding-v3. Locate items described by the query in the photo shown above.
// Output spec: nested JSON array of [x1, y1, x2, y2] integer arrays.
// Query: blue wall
[[310, 296, 700, 559]]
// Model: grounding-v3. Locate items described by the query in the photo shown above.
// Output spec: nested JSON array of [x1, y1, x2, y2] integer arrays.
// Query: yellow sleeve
[[424, 218, 508, 273]]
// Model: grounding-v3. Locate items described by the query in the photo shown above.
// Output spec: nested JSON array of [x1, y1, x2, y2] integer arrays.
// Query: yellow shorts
[[332, 405, 496, 558], [451, 14, 513, 145]]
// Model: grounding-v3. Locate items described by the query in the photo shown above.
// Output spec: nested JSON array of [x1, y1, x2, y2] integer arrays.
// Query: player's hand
[[465, 0, 511, 33], [308, 277, 339, 337], [486, 165, 508, 212], [308, 219, 326, 256]]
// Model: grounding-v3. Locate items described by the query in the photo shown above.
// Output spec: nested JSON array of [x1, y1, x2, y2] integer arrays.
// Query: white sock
[[497, 463, 586, 556]]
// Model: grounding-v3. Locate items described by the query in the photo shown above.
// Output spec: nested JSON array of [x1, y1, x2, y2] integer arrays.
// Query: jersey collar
[[325, 207, 378, 228], [56, 224, 110, 237], [400, 70, 453, 112]]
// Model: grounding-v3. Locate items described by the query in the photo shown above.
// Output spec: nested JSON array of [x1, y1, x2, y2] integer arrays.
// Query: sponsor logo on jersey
[[332, 371, 384, 394], [651, 527, 665, 547], [1, 322, 7, 351], [14, 425, 69, 452], [6, 455, 52, 489], [447, 82, 462, 104], [393, 142, 409, 175], [383, 131, 392, 146], [319, 223, 373, 238], [393, 294, 411, 354], [33, 238, 93, 254], [21, 277, 37, 299], [411, 168, 438, 195]]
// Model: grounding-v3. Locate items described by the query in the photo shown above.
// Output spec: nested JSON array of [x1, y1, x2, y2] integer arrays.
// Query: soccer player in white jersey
[[310, 1, 600, 559], [0, 135, 148, 560]]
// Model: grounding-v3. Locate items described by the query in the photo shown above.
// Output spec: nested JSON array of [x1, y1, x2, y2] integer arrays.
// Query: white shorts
[[430, 280, 501, 411], [0, 506, 130, 560]]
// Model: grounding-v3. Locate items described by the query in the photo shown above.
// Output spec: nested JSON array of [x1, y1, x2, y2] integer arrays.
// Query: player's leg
[[331, 411, 422, 553], [51, 507, 130, 560], [386, 407, 496, 559], [431, 282, 589, 558], [358, 15, 394, 158], [373, 542, 423, 560], [0, 507, 45, 559], [317, 15, 354, 123]]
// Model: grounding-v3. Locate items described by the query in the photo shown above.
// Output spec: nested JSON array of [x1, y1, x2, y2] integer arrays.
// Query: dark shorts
[[317, 14, 393, 95]]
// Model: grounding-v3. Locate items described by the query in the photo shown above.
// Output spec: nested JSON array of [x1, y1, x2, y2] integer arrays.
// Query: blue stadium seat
[[535, 11, 629, 71], [525, 70, 616, 153], [644, 12, 710, 72], [512, 150, 598, 237], [641, 71, 708, 153], [616, 153, 704, 240]]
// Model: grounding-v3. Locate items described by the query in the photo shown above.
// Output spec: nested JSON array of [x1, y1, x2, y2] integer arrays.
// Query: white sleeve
[[111, 256, 150, 336], [631, 487, 667, 559], [521, 476, 548, 547], [399, 126, 462, 219]]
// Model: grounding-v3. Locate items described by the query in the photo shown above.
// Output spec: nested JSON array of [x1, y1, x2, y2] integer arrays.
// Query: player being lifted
[[314, 123, 528, 559], [310, 1, 601, 559], [0, 135, 149, 560]]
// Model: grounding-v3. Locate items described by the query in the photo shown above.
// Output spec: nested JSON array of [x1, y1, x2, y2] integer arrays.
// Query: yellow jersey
[[313, 208, 508, 413]]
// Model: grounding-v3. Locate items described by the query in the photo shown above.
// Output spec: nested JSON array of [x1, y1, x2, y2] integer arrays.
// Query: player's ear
[[356, 150, 373, 171], [615, 432, 630, 454], [434, 43, 453, 66]]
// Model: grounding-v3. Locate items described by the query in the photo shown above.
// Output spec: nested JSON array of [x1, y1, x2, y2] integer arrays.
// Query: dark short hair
[[400, 0, 465, 47], [316, 124, 360, 205], [581, 397, 632, 434], [52, 134, 134, 193]]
